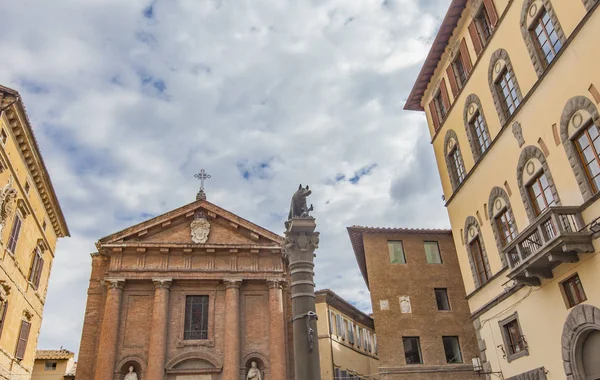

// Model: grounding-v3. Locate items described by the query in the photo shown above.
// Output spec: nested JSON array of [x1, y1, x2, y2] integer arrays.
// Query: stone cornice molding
[[105, 278, 125, 290], [152, 278, 172, 289], [223, 278, 243, 289]]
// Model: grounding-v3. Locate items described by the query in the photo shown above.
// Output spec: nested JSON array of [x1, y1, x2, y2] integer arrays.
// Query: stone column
[[222, 278, 242, 380], [285, 218, 321, 380], [94, 278, 125, 380], [146, 278, 172, 380], [268, 279, 287, 380]]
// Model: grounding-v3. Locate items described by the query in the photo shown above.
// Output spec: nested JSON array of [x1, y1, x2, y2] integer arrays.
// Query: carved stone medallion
[[190, 210, 210, 244], [399, 296, 412, 314]]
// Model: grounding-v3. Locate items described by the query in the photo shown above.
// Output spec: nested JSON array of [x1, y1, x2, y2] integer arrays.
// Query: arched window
[[582, 0, 598, 12], [520, 0, 566, 76], [560, 96, 600, 201], [488, 187, 517, 266], [488, 49, 523, 125], [464, 94, 492, 161], [464, 216, 492, 288], [516, 146, 561, 222], [444, 130, 467, 190]]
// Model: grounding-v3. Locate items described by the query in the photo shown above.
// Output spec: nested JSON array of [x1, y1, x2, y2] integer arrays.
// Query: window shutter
[[34, 257, 44, 289], [460, 38, 473, 74], [15, 321, 31, 360], [440, 79, 451, 110], [0, 301, 8, 339], [468, 21, 483, 56], [446, 66, 459, 97], [483, 0, 499, 28], [429, 100, 440, 131]]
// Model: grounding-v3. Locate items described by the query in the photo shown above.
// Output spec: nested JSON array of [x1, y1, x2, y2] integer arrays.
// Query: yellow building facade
[[0, 86, 69, 379], [406, 0, 600, 379], [32, 349, 76, 380], [316, 289, 379, 380]]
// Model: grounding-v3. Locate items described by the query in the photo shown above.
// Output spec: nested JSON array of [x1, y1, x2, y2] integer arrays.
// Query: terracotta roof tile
[[35, 349, 74, 360]]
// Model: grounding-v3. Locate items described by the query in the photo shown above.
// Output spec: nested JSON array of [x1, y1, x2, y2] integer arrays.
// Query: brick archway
[[562, 304, 600, 379]]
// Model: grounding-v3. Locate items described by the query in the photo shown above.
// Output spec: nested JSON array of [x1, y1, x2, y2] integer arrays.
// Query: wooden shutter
[[34, 257, 44, 289], [469, 21, 483, 56], [0, 301, 8, 338], [429, 100, 440, 131], [15, 321, 31, 360], [460, 38, 473, 74], [440, 79, 451, 110], [483, 0, 499, 27], [446, 66, 459, 97]]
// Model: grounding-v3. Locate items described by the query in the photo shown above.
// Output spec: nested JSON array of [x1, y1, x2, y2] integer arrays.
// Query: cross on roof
[[194, 169, 211, 201]]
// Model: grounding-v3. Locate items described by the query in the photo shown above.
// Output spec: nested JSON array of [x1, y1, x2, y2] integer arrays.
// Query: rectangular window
[[0, 299, 7, 339], [531, 9, 562, 66], [388, 241, 406, 264], [470, 111, 491, 155], [334, 368, 341, 380], [452, 53, 467, 88], [575, 122, 600, 193], [403, 337, 423, 364], [433, 90, 447, 121], [7, 215, 22, 254], [495, 209, 517, 246], [424, 241, 442, 264], [475, 6, 492, 45], [329, 311, 334, 335], [496, 68, 521, 116], [527, 172, 555, 215], [469, 237, 489, 285], [449, 147, 466, 184], [443, 336, 463, 363], [363, 328, 368, 351], [184, 295, 209, 340], [348, 320, 354, 344], [563, 274, 587, 308], [435, 288, 451, 311], [356, 325, 361, 348], [504, 320, 526, 355], [29, 248, 45, 290], [45, 361, 57, 370], [15, 320, 31, 360]]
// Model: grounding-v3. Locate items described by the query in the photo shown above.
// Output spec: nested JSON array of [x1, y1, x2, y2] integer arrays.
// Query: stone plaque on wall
[[399, 296, 412, 314], [380, 299, 389, 310]]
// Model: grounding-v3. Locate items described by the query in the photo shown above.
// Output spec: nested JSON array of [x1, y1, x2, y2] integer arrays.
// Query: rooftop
[[36, 349, 74, 360], [316, 288, 374, 330], [347, 226, 452, 288], [404, 0, 469, 111]]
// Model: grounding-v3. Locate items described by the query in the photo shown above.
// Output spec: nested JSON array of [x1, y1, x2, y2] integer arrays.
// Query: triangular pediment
[[97, 199, 282, 249]]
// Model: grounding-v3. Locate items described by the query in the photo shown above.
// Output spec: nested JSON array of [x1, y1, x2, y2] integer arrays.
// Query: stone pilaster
[[268, 279, 287, 380], [222, 278, 242, 380], [94, 278, 125, 380], [146, 278, 172, 380]]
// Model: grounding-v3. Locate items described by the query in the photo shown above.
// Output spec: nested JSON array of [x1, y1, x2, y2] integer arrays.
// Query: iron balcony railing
[[504, 206, 586, 270]]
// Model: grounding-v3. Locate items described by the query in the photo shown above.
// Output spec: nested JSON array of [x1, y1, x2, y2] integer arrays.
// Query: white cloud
[[0, 0, 451, 354]]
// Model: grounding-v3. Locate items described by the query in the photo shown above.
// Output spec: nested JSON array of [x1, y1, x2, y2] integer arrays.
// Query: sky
[[0, 0, 453, 355]]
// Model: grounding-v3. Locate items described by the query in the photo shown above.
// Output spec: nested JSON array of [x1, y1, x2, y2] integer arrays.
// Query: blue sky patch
[[349, 163, 377, 184]]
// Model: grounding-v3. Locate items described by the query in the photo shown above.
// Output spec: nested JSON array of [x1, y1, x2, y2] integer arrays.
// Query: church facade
[[76, 195, 293, 380]]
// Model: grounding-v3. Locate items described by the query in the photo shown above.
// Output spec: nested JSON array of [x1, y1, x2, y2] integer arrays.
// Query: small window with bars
[[184, 295, 209, 340]]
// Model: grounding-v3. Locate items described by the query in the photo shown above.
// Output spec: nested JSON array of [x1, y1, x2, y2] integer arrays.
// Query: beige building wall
[[32, 355, 75, 380], [406, 0, 600, 379], [316, 290, 379, 380], [0, 87, 69, 380]]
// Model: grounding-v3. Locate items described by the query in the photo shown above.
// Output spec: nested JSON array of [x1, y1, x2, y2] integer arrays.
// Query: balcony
[[504, 206, 595, 286]]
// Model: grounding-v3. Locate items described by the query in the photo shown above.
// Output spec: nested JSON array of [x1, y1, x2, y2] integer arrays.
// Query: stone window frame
[[520, 0, 566, 77], [582, 0, 598, 12], [516, 145, 561, 222], [487, 186, 517, 267], [560, 96, 600, 202], [561, 304, 600, 379], [464, 216, 493, 288], [444, 129, 468, 191], [463, 94, 493, 162], [176, 289, 216, 347], [498, 312, 529, 363], [488, 49, 523, 126]]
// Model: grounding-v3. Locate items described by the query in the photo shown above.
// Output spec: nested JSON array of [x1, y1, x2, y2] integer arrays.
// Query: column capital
[[267, 278, 286, 289], [223, 278, 243, 289], [105, 278, 125, 290], [152, 278, 172, 289]]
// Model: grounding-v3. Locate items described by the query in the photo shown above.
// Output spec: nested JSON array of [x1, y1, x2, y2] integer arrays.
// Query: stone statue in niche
[[512, 122, 525, 147], [190, 210, 210, 244], [0, 178, 17, 239], [246, 361, 262, 380], [124, 366, 138, 380]]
